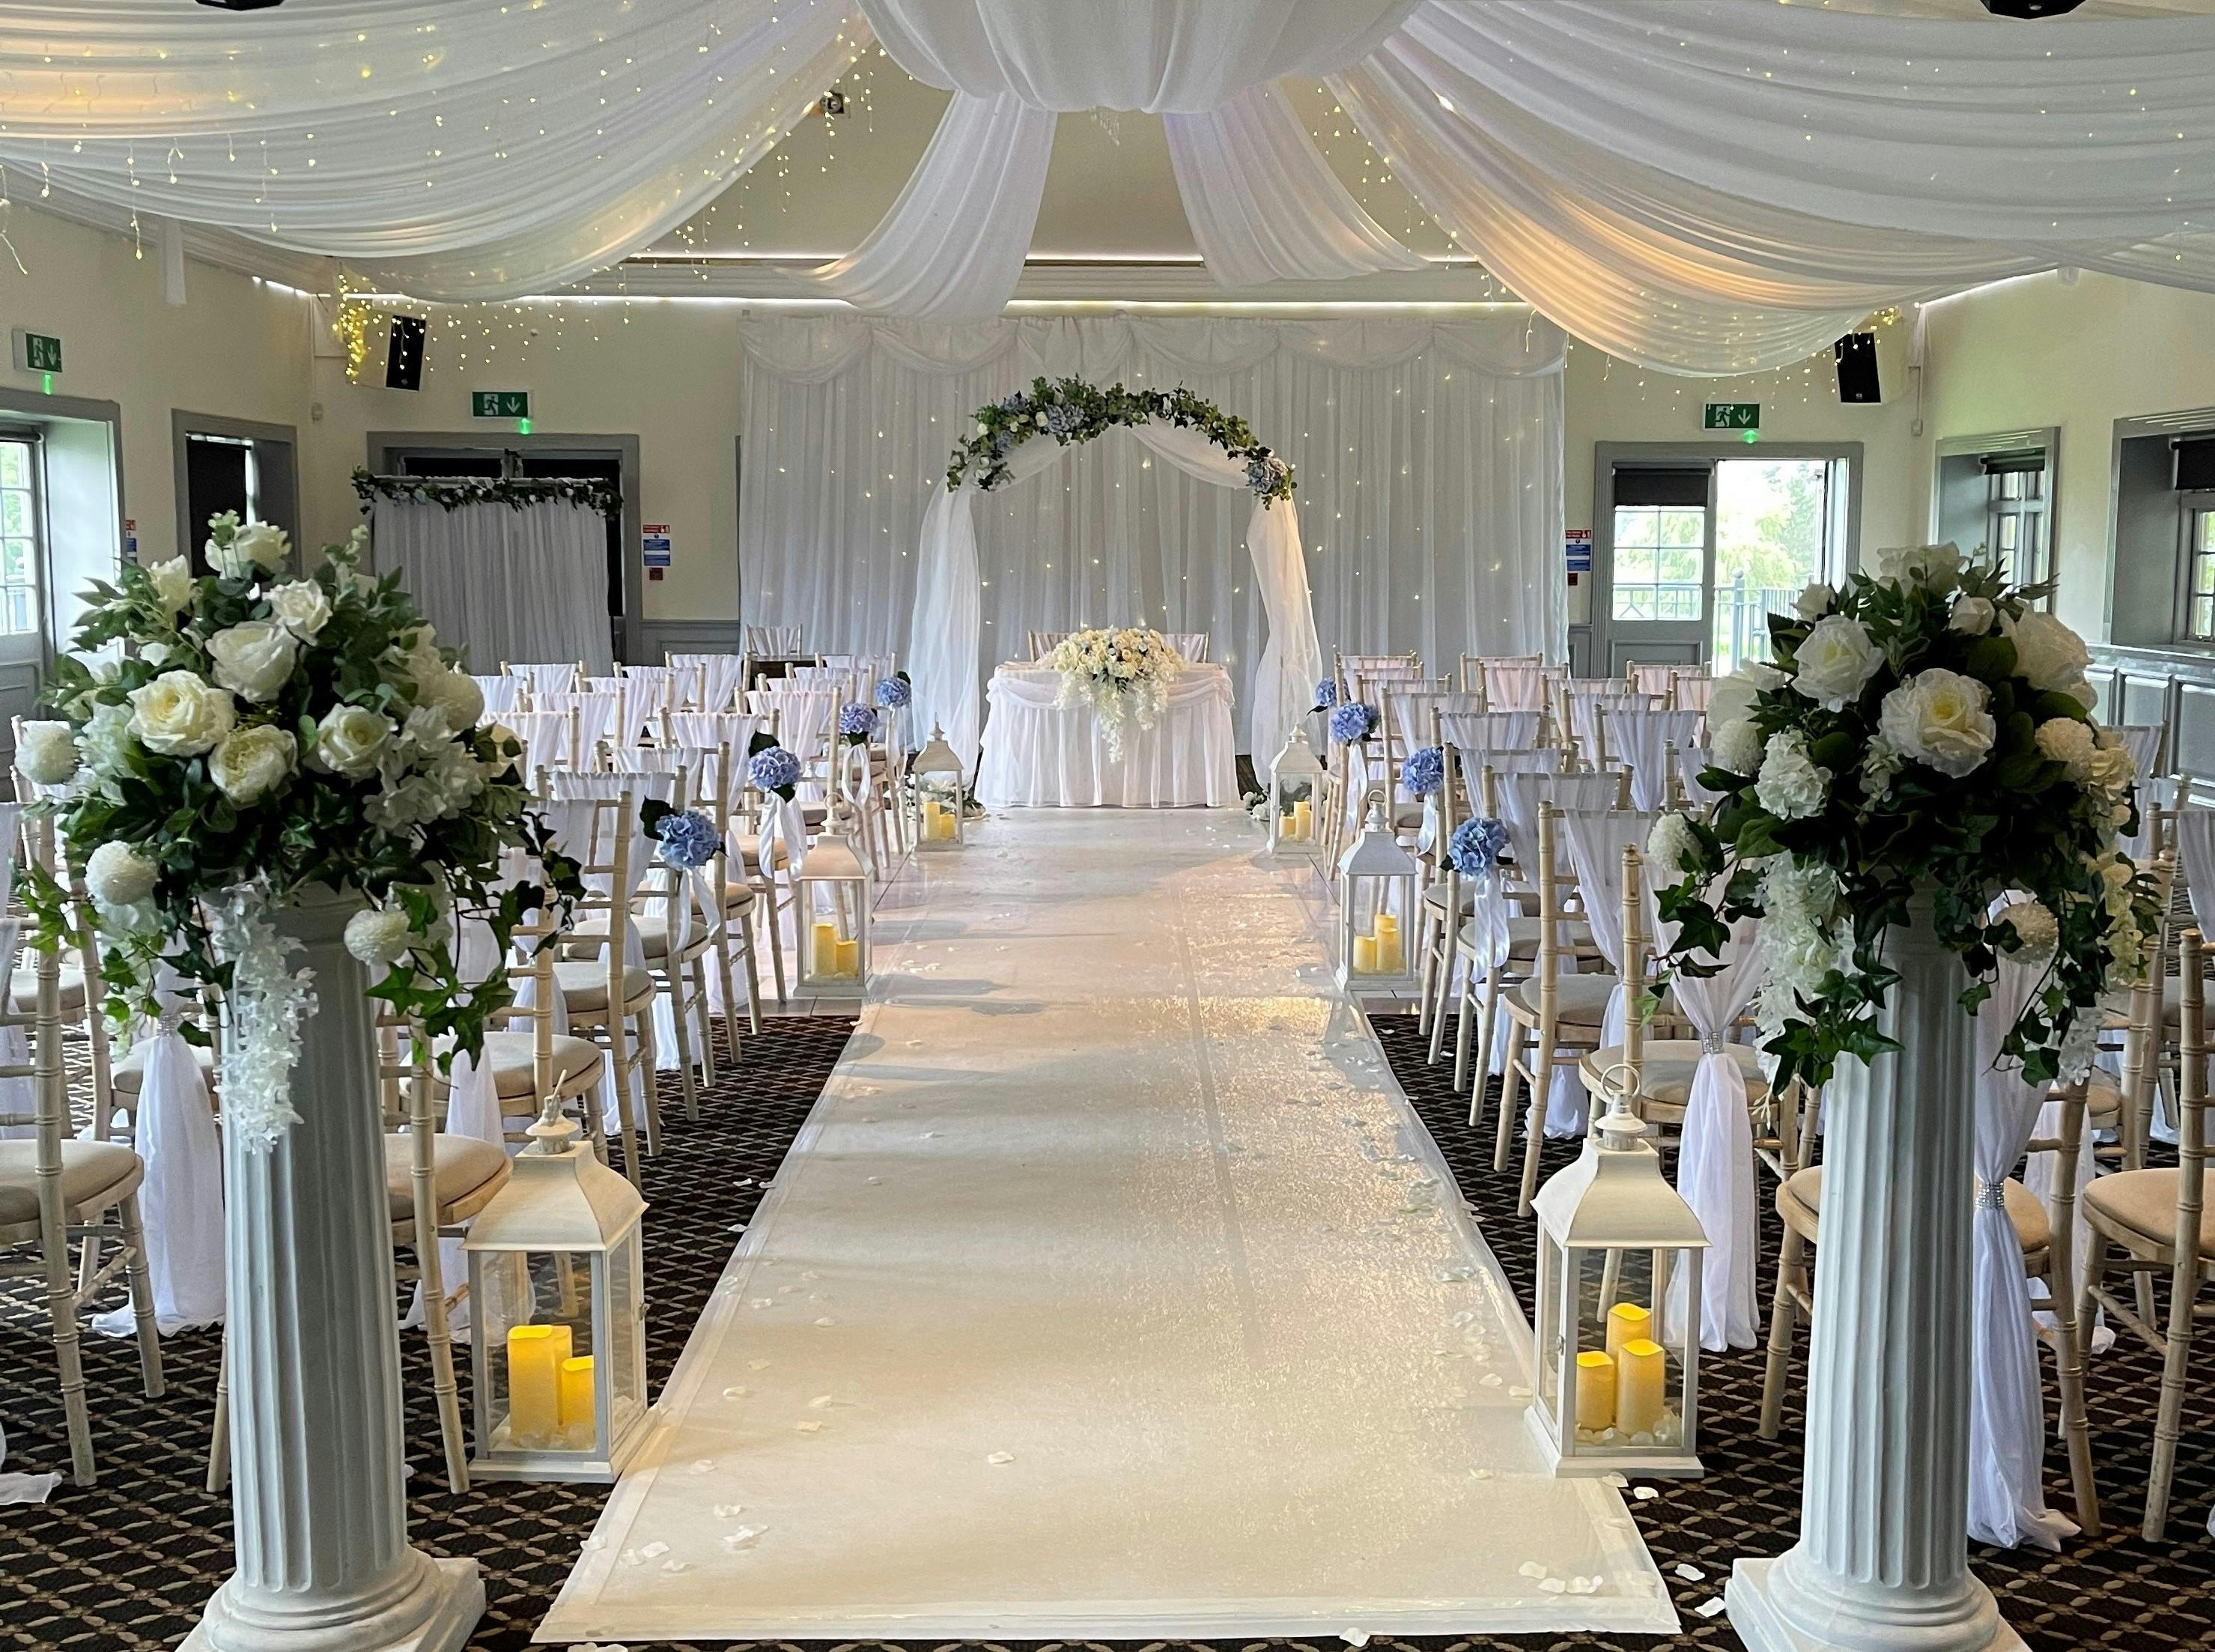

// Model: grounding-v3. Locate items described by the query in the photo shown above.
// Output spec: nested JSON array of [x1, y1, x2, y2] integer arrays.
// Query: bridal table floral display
[[1638, 541, 2163, 1652], [1045, 627, 1188, 761]]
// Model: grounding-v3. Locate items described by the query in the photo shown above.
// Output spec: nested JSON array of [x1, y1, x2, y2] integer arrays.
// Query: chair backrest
[[1478, 658, 1549, 712], [506, 662, 578, 695], [744, 625, 803, 657], [748, 686, 835, 767], [524, 692, 616, 765], [471, 674, 523, 717], [1561, 685, 1659, 768], [1166, 633, 1210, 664], [669, 652, 748, 715], [1626, 662, 1677, 698], [1027, 631, 1069, 662], [1556, 807, 1663, 974], [2112, 723, 2167, 782], [818, 654, 897, 701], [1668, 669, 1713, 713], [1492, 769, 1627, 879], [1379, 680, 1453, 774], [1602, 706, 1707, 809], [1438, 710, 1542, 759]]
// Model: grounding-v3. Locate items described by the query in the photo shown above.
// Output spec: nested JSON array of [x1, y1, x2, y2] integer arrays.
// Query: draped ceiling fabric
[[737, 314, 1566, 771], [8, 1, 2215, 362]]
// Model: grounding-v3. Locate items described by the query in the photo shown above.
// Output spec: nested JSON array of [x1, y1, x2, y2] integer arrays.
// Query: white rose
[[208, 723, 297, 806], [1647, 812, 1701, 887], [1790, 614, 1883, 711], [206, 620, 300, 703], [344, 906, 416, 971], [1711, 717, 1765, 776], [976, 420, 988, 438], [415, 666, 484, 730], [2034, 717, 2096, 780], [207, 520, 291, 581], [1706, 661, 1786, 730], [1755, 731, 1832, 821], [85, 839, 159, 908], [1949, 595, 1996, 636], [2087, 742, 2136, 795], [127, 670, 236, 757], [1871, 541, 1964, 591], [2002, 608, 2092, 696], [1996, 896, 2059, 963], [16, 721, 79, 786], [1793, 581, 1835, 622], [1877, 667, 1996, 780], [146, 556, 194, 614], [312, 703, 393, 778], [267, 579, 332, 641]]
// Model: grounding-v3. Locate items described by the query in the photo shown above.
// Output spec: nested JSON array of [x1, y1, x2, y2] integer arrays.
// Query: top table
[[976, 663, 1239, 809]]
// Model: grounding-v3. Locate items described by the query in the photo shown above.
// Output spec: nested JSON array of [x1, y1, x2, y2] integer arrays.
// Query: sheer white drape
[[372, 498, 614, 678], [741, 314, 1565, 767]]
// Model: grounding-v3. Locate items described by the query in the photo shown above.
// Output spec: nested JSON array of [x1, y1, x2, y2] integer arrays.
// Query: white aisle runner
[[541, 812, 1673, 1643]]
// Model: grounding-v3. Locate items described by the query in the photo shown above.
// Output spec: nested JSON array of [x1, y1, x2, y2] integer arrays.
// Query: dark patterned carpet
[[0, 1010, 2209, 1651]]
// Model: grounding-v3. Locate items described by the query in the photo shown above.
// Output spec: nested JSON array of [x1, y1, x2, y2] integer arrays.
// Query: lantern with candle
[[1525, 1067, 1708, 1478], [1267, 724, 1326, 859], [1334, 786, 1419, 994], [910, 724, 967, 851], [796, 799, 872, 997], [463, 1101, 648, 1483]]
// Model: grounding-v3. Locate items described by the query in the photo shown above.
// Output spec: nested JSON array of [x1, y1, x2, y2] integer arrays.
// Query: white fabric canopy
[[976, 664, 1239, 809], [741, 313, 1566, 771], [372, 498, 615, 679]]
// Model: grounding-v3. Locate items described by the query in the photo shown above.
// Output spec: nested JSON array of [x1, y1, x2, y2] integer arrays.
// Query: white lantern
[[797, 799, 871, 997], [1526, 1079, 1709, 1478], [1334, 786, 1418, 994], [1267, 725, 1326, 858], [464, 1105, 649, 1483], [911, 723, 965, 851]]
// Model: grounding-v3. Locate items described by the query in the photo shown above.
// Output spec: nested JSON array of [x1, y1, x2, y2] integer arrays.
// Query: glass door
[[1602, 466, 1711, 677], [1710, 458, 1841, 673]]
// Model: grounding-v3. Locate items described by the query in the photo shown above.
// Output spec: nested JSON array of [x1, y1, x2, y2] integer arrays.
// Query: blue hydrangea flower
[[1043, 401, 1085, 437], [748, 745, 800, 795], [1449, 816, 1510, 880], [997, 394, 1026, 415], [875, 675, 912, 709], [1313, 678, 1339, 710], [989, 430, 1016, 456], [1401, 745, 1444, 798], [1328, 701, 1376, 744], [655, 808, 721, 872], [838, 701, 878, 741]]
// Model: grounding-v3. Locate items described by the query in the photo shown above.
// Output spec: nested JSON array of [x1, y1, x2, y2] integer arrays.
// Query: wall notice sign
[[11, 330, 61, 374], [642, 523, 672, 571], [1565, 527, 1592, 574], [1704, 401, 1760, 432], [123, 518, 139, 562], [471, 390, 530, 419]]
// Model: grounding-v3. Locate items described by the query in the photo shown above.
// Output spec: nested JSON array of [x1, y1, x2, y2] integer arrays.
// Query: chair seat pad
[[721, 880, 758, 914], [383, 1133, 509, 1223], [112, 1037, 218, 1095], [1784, 1165, 2048, 1253], [1582, 1039, 1769, 1107], [479, 1031, 604, 1099], [2083, 1168, 2215, 1255], [9, 962, 88, 1012], [1510, 971, 1617, 1024], [0, 1140, 142, 1226], [1460, 914, 1595, 959], [1394, 804, 1426, 831], [553, 960, 656, 1013], [733, 834, 791, 874]]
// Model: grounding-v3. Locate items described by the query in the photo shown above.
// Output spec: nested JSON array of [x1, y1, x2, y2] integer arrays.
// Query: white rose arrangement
[[1656, 545, 2159, 1087], [1045, 625, 1187, 761], [25, 511, 582, 1147]]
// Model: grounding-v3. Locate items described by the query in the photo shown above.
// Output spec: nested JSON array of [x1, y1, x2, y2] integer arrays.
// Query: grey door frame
[[172, 408, 302, 550], [1590, 440, 1865, 675], [365, 430, 642, 663]]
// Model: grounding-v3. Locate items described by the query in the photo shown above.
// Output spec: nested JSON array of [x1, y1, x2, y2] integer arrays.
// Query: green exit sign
[[472, 390, 530, 420], [1704, 401, 1760, 432], [11, 330, 61, 374]]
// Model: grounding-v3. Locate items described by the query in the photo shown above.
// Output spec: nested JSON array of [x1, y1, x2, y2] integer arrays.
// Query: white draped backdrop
[[738, 313, 1566, 759], [372, 498, 616, 677]]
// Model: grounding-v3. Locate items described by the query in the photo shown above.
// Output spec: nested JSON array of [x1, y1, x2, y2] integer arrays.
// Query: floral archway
[[911, 377, 1322, 775]]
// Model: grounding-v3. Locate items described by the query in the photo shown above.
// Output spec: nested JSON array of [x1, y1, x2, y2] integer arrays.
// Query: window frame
[[1930, 428, 2057, 611], [2177, 490, 2215, 645], [0, 426, 46, 641]]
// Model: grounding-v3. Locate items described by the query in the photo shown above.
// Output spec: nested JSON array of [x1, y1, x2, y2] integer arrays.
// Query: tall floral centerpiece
[[1045, 626, 1186, 761], [1647, 544, 2158, 1652], [24, 511, 579, 1652]]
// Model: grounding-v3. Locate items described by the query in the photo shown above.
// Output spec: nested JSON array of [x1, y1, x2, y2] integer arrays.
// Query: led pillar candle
[[557, 1353, 596, 1442], [1615, 1337, 1667, 1436], [507, 1322, 571, 1445], [1575, 1349, 1617, 1430], [811, 920, 839, 975], [1352, 934, 1379, 974], [1606, 1302, 1653, 1360], [834, 936, 860, 977], [1373, 913, 1402, 972]]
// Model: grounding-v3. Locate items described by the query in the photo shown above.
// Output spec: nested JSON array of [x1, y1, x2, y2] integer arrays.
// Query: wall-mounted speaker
[[385, 315, 427, 392], [1834, 332, 1881, 404]]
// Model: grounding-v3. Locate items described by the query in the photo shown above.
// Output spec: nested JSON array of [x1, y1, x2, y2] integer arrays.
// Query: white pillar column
[[1728, 898, 2024, 1652], [185, 891, 481, 1652]]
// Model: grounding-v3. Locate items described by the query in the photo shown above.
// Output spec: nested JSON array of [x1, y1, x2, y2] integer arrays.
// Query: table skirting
[[977, 665, 1239, 809]]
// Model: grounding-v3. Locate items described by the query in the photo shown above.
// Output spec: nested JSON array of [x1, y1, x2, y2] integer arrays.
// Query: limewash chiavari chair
[[472, 673, 523, 718], [1558, 683, 1655, 773], [505, 708, 580, 780], [1476, 657, 1549, 714], [612, 744, 732, 1085], [669, 652, 748, 715], [1626, 661, 1677, 699], [0, 890, 162, 1486], [1601, 705, 1707, 811], [505, 661, 579, 696], [750, 684, 838, 810], [467, 898, 610, 1162], [1165, 633, 1211, 664], [1027, 631, 1069, 662], [821, 653, 897, 702], [2074, 924, 2215, 1540], [745, 624, 803, 657], [532, 789, 657, 1184], [580, 674, 657, 753], [666, 711, 783, 1012], [1379, 681, 1460, 826], [1668, 667, 1714, 714], [528, 690, 618, 770]]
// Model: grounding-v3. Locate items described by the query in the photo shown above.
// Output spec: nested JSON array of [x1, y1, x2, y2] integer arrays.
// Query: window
[[0, 436, 42, 637], [1610, 505, 1705, 622], [2185, 499, 2215, 643], [1985, 456, 2049, 595]]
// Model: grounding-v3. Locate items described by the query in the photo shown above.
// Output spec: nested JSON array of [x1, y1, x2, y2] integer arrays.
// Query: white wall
[[0, 207, 312, 568]]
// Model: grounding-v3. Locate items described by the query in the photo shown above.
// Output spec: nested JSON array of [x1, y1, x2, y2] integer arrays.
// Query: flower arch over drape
[[736, 312, 1568, 765], [915, 413, 1320, 777]]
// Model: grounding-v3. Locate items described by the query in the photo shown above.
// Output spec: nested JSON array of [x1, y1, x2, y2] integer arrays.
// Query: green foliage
[[947, 377, 1295, 505], [349, 466, 622, 520]]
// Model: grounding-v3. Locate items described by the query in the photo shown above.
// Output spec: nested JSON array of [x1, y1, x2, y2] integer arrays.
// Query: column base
[[180, 1554, 481, 1652], [1727, 1556, 2026, 1652]]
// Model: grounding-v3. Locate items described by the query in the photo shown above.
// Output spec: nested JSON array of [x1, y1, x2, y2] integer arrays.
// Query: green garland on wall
[[350, 466, 623, 520], [946, 377, 1295, 504]]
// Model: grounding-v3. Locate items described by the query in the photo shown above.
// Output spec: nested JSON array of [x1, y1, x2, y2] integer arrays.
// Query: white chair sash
[[471, 674, 522, 717], [1439, 709, 1540, 757], [1604, 707, 1706, 811], [1480, 661, 1549, 711], [670, 652, 749, 714], [508, 662, 577, 695]]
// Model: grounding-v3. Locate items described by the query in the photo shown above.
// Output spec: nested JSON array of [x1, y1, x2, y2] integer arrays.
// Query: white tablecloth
[[978, 664, 1239, 808]]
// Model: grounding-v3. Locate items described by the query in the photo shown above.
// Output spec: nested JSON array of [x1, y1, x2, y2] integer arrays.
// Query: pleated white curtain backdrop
[[371, 498, 616, 676], [738, 314, 1565, 755]]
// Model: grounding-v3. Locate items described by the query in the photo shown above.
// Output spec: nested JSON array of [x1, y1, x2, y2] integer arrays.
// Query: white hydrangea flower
[[2085, 741, 2135, 795], [1755, 731, 1831, 821], [15, 721, 79, 786], [1710, 717, 1764, 777], [1706, 661, 1786, 729], [1948, 595, 1996, 637], [207, 520, 291, 582], [1755, 856, 1850, 1042], [1877, 668, 1995, 780], [1790, 615, 1883, 711], [1646, 812, 1701, 888], [85, 839, 159, 908], [77, 700, 136, 786], [1995, 896, 2059, 962], [1871, 541, 1964, 591], [1859, 736, 1906, 804], [343, 905, 415, 971], [2033, 717, 2096, 780]]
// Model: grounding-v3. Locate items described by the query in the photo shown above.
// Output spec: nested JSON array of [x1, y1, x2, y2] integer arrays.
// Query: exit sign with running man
[[471, 390, 531, 420], [1704, 401, 1760, 432]]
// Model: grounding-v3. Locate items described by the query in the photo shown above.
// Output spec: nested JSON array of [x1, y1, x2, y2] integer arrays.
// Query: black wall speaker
[[1834, 332, 1881, 404], [385, 315, 427, 392]]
